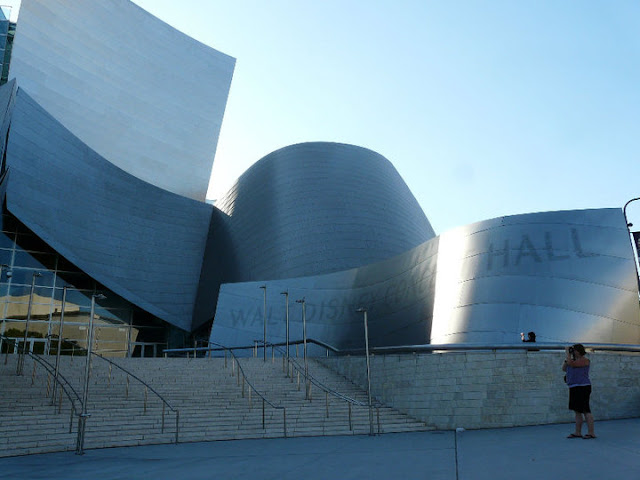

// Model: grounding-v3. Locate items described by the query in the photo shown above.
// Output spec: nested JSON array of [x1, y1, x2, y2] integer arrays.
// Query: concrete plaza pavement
[[1, 418, 638, 479]]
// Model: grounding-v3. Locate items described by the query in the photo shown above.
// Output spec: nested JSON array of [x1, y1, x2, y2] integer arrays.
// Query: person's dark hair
[[572, 344, 586, 356], [527, 332, 536, 342]]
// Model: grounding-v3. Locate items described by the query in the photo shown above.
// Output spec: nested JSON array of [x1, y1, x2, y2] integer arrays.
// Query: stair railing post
[[52, 286, 68, 404], [283, 407, 287, 438], [280, 290, 289, 375], [17, 272, 41, 375], [357, 307, 374, 436], [259, 285, 267, 362], [76, 292, 105, 455], [175, 411, 180, 443]]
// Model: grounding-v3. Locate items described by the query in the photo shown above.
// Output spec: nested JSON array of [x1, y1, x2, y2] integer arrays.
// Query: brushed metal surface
[[210, 208, 640, 349], [9, 0, 235, 201], [214, 142, 436, 282], [6, 88, 212, 331]]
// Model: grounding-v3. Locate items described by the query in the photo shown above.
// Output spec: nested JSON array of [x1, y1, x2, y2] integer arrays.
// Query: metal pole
[[296, 298, 308, 399], [51, 286, 68, 403], [623, 197, 640, 290], [17, 272, 40, 375], [76, 293, 105, 455], [260, 285, 266, 362], [358, 307, 374, 436], [280, 291, 289, 368]]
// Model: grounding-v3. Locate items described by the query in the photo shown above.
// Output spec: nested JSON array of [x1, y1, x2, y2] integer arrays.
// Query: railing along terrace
[[165, 342, 287, 437], [167, 339, 382, 435], [78, 346, 181, 444], [1, 333, 82, 438], [267, 341, 382, 434], [2, 333, 181, 452]]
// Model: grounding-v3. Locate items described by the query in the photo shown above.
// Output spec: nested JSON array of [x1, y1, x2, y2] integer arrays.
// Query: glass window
[[56, 256, 80, 273], [52, 288, 91, 309], [8, 269, 55, 287], [54, 271, 94, 290], [0, 231, 14, 248], [14, 250, 56, 270], [15, 233, 50, 253], [0, 249, 11, 267]]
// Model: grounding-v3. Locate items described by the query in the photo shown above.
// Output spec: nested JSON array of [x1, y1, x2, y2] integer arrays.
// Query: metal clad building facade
[[210, 208, 640, 349], [0, 0, 637, 356], [6, 88, 213, 331], [9, 0, 235, 201], [215, 142, 436, 282]]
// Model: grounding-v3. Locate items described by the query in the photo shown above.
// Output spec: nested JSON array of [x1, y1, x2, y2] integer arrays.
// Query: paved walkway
[[1, 418, 638, 479]]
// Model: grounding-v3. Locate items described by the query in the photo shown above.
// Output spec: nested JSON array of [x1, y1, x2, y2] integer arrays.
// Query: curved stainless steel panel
[[214, 142, 436, 282], [9, 0, 235, 201], [431, 208, 640, 344], [6, 88, 212, 331], [209, 234, 439, 351], [210, 208, 640, 349]]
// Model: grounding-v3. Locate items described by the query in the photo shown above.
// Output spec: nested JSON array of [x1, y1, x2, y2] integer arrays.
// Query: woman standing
[[562, 344, 596, 439]]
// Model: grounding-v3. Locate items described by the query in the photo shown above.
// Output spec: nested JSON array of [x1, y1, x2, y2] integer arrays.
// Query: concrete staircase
[[0, 353, 432, 457]]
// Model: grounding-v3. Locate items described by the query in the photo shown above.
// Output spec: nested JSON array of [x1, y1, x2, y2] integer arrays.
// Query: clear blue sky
[[7, 1, 640, 233]]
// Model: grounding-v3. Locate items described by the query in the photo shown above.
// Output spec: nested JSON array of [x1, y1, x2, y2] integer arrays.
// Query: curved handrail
[[208, 341, 288, 437], [270, 342, 373, 407], [1, 333, 82, 433], [165, 342, 380, 433], [269, 341, 381, 434], [212, 338, 640, 355], [80, 347, 180, 443]]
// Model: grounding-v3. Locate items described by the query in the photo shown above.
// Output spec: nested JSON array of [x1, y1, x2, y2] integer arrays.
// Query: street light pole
[[76, 292, 106, 455], [260, 285, 267, 362], [51, 285, 68, 404], [280, 291, 289, 369], [296, 298, 308, 399], [623, 197, 640, 290], [357, 307, 374, 436], [17, 271, 41, 375]]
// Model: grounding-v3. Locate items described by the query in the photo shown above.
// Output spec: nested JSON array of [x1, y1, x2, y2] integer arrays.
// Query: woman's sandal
[[567, 433, 582, 438], [583, 434, 597, 439]]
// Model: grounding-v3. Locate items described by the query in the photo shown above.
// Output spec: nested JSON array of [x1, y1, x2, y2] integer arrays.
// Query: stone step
[[0, 354, 432, 457]]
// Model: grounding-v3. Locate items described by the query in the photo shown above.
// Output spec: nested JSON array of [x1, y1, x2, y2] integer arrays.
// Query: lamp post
[[623, 197, 640, 290], [280, 291, 289, 369], [260, 285, 267, 362], [296, 298, 309, 398], [17, 271, 41, 375], [357, 307, 374, 436], [51, 286, 69, 404], [0, 264, 8, 354], [76, 292, 106, 455]]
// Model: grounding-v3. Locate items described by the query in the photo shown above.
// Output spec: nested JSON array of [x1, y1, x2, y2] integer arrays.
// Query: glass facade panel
[[14, 250, 57, 270], [54, 271, 94, 290], [0, 213, 168, 357], [7, 269, 55, 287], [0, 231, 14, 248], [15, 232, 51, 253]]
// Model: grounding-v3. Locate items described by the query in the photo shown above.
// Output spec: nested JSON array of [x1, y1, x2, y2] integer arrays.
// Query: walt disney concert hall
[[0, 0, 638, 359]]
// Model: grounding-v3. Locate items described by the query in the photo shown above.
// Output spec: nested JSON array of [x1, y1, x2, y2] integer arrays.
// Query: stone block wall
[[320, 351, 640, 430]]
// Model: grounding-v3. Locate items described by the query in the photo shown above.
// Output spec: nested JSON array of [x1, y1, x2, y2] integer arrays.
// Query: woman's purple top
[[566, 364, 591, 387]]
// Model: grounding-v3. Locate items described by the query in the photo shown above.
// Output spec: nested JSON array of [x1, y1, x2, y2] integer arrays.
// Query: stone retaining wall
[[320, 351, 640, 430]]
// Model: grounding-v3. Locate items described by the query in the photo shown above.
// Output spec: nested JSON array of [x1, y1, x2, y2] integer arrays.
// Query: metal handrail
[[80, 347, 180, 443], [224, 338, 640, 355], [275, 344, 374, 406], [164, 342, 288, 436], [165, 342, 379, 434], [269, 341, 381, 434], [210, 341, 287, 437], [327, 341, 640, 355], [1, 333, 82, 433]]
